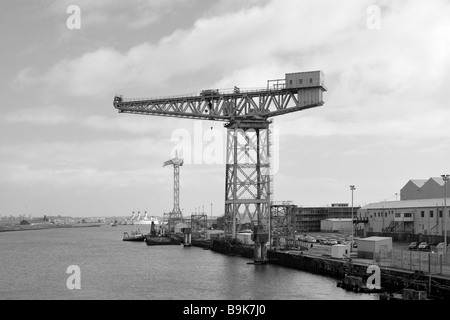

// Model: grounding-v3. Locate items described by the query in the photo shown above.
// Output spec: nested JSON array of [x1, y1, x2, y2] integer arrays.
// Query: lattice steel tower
[[163, 151, 184, 231]]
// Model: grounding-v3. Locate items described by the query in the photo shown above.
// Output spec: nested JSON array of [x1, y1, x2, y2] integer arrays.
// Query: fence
[[367, 232, 450, 244], [373, 249, 450, 276]]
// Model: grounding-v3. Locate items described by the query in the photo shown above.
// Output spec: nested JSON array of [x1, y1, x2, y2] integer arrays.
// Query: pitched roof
[[361, 198, 450, 210], [429, 177, 445, 186], [409, 179, 427, 188]]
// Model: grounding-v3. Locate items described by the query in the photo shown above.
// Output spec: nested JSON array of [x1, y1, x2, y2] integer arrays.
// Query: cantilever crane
[[163, 151, 184, 232], [113, 71, 326, 263]]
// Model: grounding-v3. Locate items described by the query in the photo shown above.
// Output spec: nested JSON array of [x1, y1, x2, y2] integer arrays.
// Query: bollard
[[419, 252, 421, 271], [410, 250, 412, 271], [428, 253, 431, 273], [182, 227, 192, 247], [401, 250, 403, 269]]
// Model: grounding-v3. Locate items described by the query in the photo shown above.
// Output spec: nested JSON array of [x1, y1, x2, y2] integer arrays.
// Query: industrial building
[[359, 198, 450, 238], [320, 218, 352, 233], [294, 204, 360, 232], [356, 236, 392, 259], [401, 177, 450, 200], [358, 177, 450, 240]]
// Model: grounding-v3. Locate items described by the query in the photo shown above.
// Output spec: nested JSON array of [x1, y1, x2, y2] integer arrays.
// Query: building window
[[439, 210, 443, 218], [395, 213, 400, 218], [309, 78, 313, 83], [289, 80, 293, 85], [421, 211, 424, 218], [430, 210, 434, 218], [385, 212, 387, 217], [299, 79, 303, 84]]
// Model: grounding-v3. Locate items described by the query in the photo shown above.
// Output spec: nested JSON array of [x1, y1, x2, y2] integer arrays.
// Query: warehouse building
[[359, 198, 450, 239], [401, 177, 450, 200], [320, 218, 352, 233], [295, 204, 360, 233]]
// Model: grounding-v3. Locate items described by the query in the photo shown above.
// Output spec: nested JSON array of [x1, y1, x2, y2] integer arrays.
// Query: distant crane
[[113, 70, 326, 262], [163, 151, 184, 232]]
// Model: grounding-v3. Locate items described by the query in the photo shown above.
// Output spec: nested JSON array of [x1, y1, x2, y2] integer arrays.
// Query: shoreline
[[0, 223, 102, 233]]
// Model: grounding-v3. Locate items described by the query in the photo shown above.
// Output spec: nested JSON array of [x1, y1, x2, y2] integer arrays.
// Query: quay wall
[[200, 239, 450, 299]]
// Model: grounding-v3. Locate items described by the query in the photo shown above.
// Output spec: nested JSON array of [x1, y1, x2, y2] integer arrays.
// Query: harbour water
[[0, 225, 377, 300]]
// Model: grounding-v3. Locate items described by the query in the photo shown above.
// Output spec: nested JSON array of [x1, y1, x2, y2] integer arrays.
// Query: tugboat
[[123, 229, 145, 242], [337, 274, 385, 293], [144, 221, 181, 246]]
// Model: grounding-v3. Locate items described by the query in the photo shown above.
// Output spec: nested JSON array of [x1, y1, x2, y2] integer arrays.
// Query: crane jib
[[113, 85, 326, 121]]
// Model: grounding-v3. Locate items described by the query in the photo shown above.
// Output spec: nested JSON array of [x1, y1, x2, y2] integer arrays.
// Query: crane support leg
[[224, 120, 271, 262]]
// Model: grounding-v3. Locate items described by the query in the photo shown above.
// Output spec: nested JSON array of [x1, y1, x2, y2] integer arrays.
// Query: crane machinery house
[[200, 89, 220, 96], [285, 71, 325, 107]]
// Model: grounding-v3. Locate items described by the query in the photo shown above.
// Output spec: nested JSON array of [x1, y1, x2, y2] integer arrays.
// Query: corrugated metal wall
[[298, 88, 323, 107]]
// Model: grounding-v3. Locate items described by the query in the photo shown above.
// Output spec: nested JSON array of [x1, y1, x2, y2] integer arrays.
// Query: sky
[[1, 0, 450, 218]]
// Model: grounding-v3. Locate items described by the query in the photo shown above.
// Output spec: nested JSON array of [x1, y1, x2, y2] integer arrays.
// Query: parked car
[[418, 242, 430, 251], [316, 238, 326, 244], [408, 242, 419, 250], [436, 242, 449, 252]]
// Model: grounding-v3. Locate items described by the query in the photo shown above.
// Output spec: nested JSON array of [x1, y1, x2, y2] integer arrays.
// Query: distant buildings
[[294, 204, 361, 233], [216, 203, 360, 234], [208, 177, 450, 239]]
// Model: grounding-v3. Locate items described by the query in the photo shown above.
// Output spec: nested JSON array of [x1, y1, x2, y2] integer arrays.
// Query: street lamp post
[[442, 174, 449, 257], [350, 185, 356, 253]]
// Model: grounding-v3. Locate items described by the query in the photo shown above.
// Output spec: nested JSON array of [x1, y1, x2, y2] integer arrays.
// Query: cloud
[[16, 0, 370, 98], [12, 67, 39, 87], [11, 0, 450, 165], [50, 0, 191, 30], [3, 105, 75, 126], [1, 104, 177, 137], [278, 108, 450, 139], [20, 0, 450, 102], [0, 137, 169, 187]]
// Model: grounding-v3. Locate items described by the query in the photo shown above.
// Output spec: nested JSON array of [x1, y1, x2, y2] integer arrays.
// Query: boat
[[123, 230, 145, 242], [129, 211, 161, 225], [145, 236, 181, 246], [380, 289, 430, 300], [144, 221, 180, 246], [337, 274, 385, 293]]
